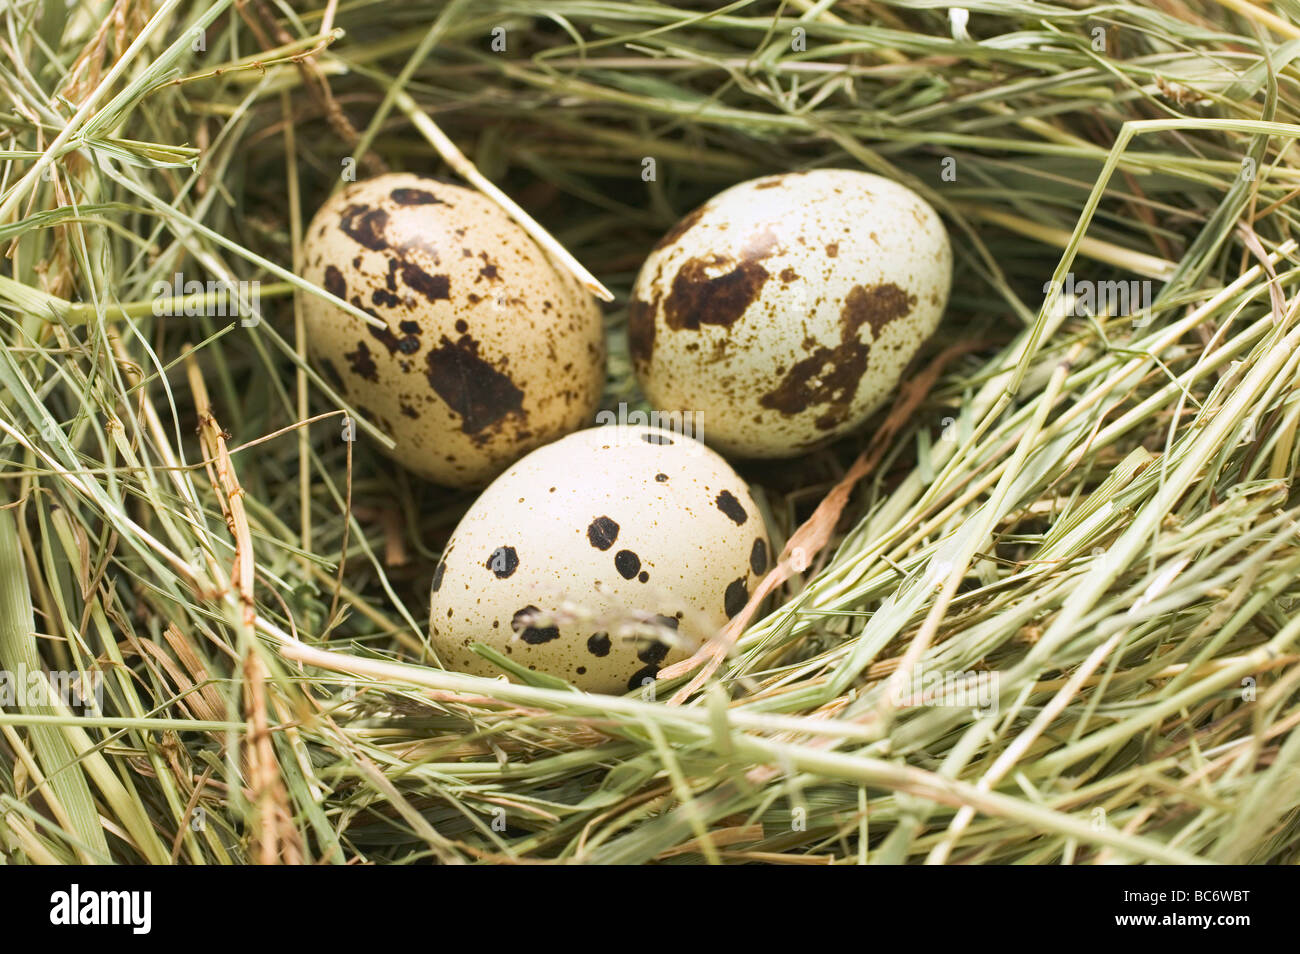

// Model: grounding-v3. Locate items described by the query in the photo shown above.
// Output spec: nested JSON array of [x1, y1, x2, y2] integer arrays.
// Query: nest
[[1, 0, 1298, 865]]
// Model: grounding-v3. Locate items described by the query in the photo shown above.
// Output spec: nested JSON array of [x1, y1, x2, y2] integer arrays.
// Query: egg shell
[[299, 173, 606, 487], [428, 425, 770, 694], [628, 169, 952, 457]]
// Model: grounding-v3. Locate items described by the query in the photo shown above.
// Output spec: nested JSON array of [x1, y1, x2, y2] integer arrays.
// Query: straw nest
[[1, 0, 1299, 864]]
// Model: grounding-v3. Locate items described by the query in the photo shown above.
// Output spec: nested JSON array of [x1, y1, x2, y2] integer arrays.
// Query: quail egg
[[299, 172, 606, 486], [627, 169, 951, 457], [428, 424, 770, 694]]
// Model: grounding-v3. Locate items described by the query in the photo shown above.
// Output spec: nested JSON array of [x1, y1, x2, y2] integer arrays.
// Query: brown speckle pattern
[[628, 169, 951, 457], [428, 426, 770, 695], [424, 333, 525, 442], [297, 173, 606, 487]]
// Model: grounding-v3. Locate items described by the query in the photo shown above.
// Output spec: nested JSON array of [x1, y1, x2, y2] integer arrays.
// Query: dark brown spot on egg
[[587, 632, 611, 657], [760, 340, 868, 430], [663, 255, 768, 331], [626, 295, 658, 367], [587, 516, 619, 550], [339, 203, 389, 251], [842, 282, 915, 338], [757, 284, 909, 429], [715, 490, 748, 525], [399, 402, 419, 419], [750, 538, 768, 575], [637, 639, 670, 665], [614, 550, 641, 579], [344, 340, 378, 382], [400, 262, 450, 302], [780, 266, 799, 283], [724, 578, 749, 618], [323, 265, 346, 300], [425, 334, 526, 440], [628, 666, 659, 691], [753, 178, 783, 190], [638, 571, 649, 583], [431, 550, 450, 592], [655, 473, 669, 482], [825, 242, 839, 258], [512, 605, 559, 644], [366, 315, 420, 356], [391, 187, 443, 205], [487, 546, 519, 578], [372, 288, 400, 308]]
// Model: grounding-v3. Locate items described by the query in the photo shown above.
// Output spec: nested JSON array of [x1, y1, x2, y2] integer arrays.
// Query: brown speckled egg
[[628, 169, 951, 457], [428, 424, 770, 694], [299, 173, 606, 486]]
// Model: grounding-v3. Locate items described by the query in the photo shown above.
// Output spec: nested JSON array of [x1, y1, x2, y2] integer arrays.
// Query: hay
[[1, 0, 1299, 864]]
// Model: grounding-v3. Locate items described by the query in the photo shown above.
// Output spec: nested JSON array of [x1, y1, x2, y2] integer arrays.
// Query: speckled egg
[[299, 173, 606, 486], [628, 169, 951, 457], [428, 424, 770, 694]]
